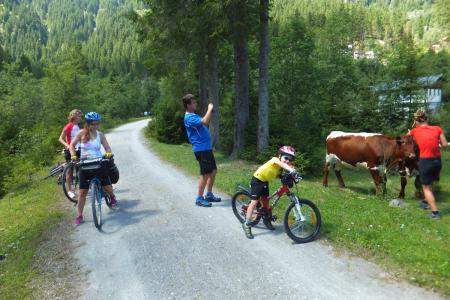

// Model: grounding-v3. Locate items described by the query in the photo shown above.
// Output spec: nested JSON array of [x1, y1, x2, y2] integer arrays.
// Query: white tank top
[[72, 124, 80, 149], [80, 132, 103, 159]]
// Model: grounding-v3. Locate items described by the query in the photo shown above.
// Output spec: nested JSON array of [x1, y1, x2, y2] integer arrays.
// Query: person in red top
[[59, 109, 82, 199], [408, 108, 448, 219]]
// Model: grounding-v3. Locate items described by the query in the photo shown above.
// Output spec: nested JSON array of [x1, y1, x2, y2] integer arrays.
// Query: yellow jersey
[[253, 157, 282, 182]]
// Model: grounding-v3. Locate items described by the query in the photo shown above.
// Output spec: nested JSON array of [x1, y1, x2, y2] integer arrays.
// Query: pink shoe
[[110, 195, 117, 207], [74, 215, 83, 225]]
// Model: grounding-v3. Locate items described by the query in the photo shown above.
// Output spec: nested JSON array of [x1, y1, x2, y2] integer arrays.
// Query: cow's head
[[395, 135, 416, 159]]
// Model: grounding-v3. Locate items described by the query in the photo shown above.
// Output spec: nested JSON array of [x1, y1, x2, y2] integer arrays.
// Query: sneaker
[[195, 196, 212, 207], [74, 215, 84, 225], [242, 223, 254, 239], [205, 192, 221, 202], [263, 218, 275, 230], [428, 212, 440, 219], [419, 201, 429, 210], [68, 191, 76, 199], [110, 195, 118, 207]]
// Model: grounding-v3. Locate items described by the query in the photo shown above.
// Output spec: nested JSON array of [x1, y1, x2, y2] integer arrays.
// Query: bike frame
[[250, 181, 306, 223], [90, 177, 104, 201], [77, 157, 111, 228]]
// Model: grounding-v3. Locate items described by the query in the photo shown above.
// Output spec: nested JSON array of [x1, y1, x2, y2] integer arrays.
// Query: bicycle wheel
[[231, 191, 261, 226], [61, 163, 78, 204], [104, 193, 112, 208], [91, 182, 102, 229], [284, 198, 321, 243]]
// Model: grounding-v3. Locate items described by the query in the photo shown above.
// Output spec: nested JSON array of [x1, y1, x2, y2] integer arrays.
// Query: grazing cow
[[323, 131, 416, 196]]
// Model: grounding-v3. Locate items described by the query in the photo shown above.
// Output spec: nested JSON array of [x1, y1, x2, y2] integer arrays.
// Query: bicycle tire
[[231, 191, 261, 226], [283, 198, 321, 243], [91, 182, 102, 229], [104, 193, 112, 208], [61, 163, 78, 204]]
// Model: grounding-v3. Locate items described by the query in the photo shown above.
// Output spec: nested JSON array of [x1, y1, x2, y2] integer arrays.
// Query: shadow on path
[[99, 199, 159, 234]]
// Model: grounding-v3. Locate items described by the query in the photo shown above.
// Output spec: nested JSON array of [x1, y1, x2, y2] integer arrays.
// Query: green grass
[[147, 137, 450, 296], [0, 170, 65, 300]]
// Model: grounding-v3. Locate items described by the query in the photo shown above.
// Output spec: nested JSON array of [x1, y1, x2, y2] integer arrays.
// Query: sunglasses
[[282, 155, 294, 162], [89, 122, 100, 126]]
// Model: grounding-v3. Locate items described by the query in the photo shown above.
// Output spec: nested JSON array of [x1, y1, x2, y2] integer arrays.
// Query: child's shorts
[[194, 150, 217, 175], [250, 176, 269, 200]]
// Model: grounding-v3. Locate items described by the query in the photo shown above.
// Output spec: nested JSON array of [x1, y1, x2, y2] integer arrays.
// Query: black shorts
[[64, 149, 80, 163], [78, 166, 112, 190], [250, 176, 269, 200], [194, 150, 217, 175], [418, 158, 441, 185]]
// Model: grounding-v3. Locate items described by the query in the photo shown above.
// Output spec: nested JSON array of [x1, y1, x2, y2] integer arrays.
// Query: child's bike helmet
[[278, 145, 296, 157], [85, 112, 101, 123]]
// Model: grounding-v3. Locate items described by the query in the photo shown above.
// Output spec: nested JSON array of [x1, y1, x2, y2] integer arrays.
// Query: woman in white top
[[69, 112, 117, 225]]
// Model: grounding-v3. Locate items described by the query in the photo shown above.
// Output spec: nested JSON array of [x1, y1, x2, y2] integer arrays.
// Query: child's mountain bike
[[232, 172, 321, 243]]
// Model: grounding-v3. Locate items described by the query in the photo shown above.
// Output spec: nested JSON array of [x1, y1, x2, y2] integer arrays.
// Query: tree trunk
[[257, 0, 269, 154], [207, 39, 220, 149], [198, 51, 208, 115], [230, 5, 249, 159]]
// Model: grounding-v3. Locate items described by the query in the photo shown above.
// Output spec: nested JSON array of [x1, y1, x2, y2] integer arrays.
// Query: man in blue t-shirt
[[183, 93, 221, 207]]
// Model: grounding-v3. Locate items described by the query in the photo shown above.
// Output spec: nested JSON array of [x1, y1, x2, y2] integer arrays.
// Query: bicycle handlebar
[[73, 154, 114, 166], [280, 171, 302, 187]]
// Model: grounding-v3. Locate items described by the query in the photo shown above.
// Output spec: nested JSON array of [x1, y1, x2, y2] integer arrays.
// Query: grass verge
[[0, 169, 71, 300], [146, 135, 449, 296]]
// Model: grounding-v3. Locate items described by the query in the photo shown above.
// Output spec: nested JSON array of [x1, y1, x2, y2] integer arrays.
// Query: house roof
[[417, 74, 443, 86], [372, 74, 443, 92]]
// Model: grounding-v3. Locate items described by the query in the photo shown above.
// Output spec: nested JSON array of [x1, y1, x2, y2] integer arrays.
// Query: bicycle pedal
[[271, 215, 277, 222]]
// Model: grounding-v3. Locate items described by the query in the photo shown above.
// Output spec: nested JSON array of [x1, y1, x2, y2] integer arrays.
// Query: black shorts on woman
[[194, 150, 217, 175], [64, 149, 81, 163], [418, 157, 441, 185], [250, 176, 269, 200]]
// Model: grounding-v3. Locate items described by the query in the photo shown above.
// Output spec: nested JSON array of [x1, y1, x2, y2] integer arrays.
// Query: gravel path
[[73, 119, 443, 300]]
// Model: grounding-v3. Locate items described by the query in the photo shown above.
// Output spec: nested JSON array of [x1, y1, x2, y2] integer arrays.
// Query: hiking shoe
[[242, 223, 254, 239], [68, 191, 76, 200], [195, 197, 212, 207], [419, 201, 429, 210], [428, 212, 440, 219], [74, 215, 84, 225], [205, 192, 221, 202], [110, 195, 118, 207], [263, 218, 275, 230]]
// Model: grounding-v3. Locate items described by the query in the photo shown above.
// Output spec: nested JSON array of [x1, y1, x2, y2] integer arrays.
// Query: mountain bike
[[232, 172, 321, 243], [61, 161, 79, 204], [44, 162, 65, 183], [78, 157, 113, 229]]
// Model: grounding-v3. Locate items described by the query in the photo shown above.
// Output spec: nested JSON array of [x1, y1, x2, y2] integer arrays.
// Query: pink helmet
[[279, 145, 296, 157]]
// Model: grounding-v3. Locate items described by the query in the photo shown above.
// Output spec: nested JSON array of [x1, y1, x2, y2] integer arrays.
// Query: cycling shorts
[[250, 176, 269, 200], [64, 149, 80, 163], [194, 150, 217, 175], [418, 158, 441, 185]]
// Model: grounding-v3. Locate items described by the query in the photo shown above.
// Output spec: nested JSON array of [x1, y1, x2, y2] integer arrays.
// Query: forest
[[139, 0, 449, 168], [0, 0, 449, 196]]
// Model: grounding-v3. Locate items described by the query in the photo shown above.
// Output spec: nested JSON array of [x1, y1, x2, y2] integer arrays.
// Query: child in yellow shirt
[[242, 146, 300, 239]]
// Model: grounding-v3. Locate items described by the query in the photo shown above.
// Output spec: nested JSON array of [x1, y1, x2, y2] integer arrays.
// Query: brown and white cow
[[401, 157, 422, 198], [322, 131, 416, 196]]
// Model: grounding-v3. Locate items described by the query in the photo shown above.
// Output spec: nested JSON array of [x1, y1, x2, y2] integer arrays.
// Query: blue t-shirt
[[184, 112, 212, 152]]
